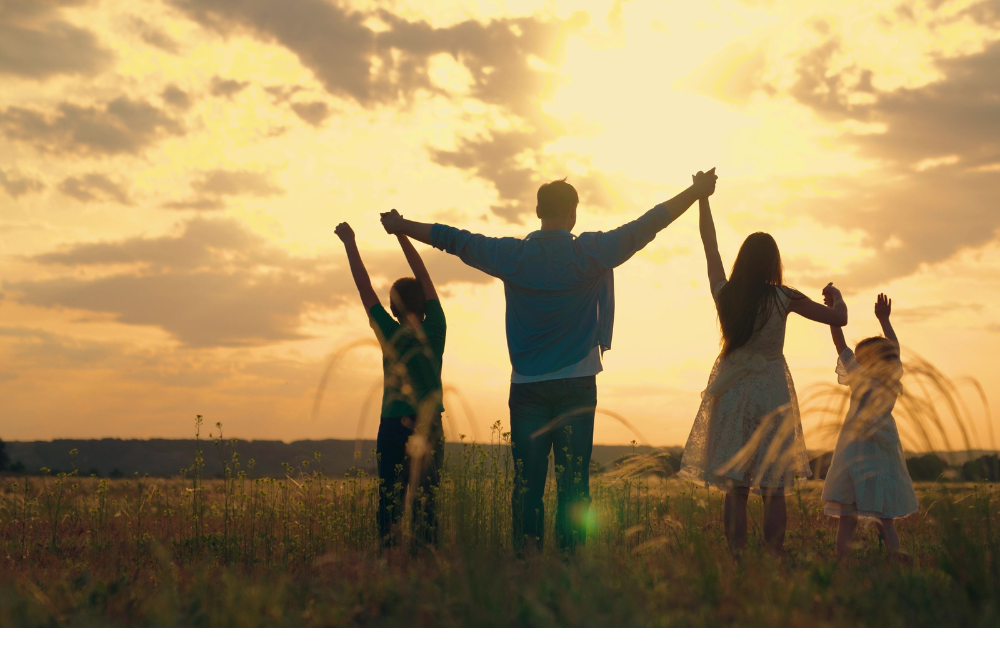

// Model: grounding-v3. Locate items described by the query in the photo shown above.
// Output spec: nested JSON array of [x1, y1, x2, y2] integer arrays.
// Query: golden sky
[[2, 0, 999, 448]]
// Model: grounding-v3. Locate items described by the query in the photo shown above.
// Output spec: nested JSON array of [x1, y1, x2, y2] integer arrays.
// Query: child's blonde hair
[[855, 336, 901, 389]]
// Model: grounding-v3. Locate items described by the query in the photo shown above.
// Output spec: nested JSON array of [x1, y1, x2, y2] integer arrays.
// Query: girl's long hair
[[717, 232, 789, 356]]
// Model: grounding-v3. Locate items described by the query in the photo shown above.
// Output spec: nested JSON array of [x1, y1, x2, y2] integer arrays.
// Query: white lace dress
[[821, 349, 918, 519], [679, 281, 811, 493]]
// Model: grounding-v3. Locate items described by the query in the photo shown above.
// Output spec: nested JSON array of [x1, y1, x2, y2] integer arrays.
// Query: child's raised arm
[[823, 284, 849, 354], [875, 293, 899, 348], [335, 222, 379, 311], [698, 191, 727, 291], [397, 233, 438, 301]]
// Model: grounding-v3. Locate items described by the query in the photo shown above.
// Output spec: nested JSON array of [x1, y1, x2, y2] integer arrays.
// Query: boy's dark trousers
[[376, 413, 445, 546], [509, 376, 597, 552]]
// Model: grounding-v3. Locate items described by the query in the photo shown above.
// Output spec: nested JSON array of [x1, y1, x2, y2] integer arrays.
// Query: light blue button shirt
[[429, 203, 675, 377]]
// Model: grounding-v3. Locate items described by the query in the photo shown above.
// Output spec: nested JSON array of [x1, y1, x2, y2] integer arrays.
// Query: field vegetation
[[1, 419, 998, 627]]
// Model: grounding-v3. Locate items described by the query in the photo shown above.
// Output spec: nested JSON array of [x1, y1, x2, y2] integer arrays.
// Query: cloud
[[290, 101, 331, 127], [0, 95, 185, 156], [892, 301, 984, 323], [162, 198, 225, 211], [58, 173, 133, 205], [191, 169, 284, 197], [128, 15, 181, 54], [7, 217, 492, 347], [162, 169, 285, 210], [0, 1, 113, 80], [162, 84, 192, 110], [209, 75, 249, 98], [0, 168, 45, 198], [782, 34, 1000, 286], [0, 325, 118, 367], [169, 0, 575, 223]]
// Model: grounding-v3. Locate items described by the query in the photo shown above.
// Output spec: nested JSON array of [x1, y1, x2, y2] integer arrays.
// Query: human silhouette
[[335, 222, 446, 547], [381, 169, 717, 552], [822, 293, 918, 558], [679, 182, 848, 553]]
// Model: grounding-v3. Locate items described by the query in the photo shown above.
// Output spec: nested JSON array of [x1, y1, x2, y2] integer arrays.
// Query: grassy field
[[1, 428, 998, 628]]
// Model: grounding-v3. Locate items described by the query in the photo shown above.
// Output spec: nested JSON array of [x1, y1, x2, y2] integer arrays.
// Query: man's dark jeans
[[376, 413, 445, 546], [509, 376, 597, 551]]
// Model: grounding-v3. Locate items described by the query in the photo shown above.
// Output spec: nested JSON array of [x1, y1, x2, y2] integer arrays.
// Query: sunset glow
[[2, 0, 999, 447]]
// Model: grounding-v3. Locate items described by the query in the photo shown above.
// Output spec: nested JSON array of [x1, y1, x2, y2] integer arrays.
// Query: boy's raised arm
[[875, 293, 899, 348], [335, 222, 379, 311], [397, 233, 438, 300]]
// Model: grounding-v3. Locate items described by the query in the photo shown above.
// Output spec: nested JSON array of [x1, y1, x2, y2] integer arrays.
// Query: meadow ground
[[1, 441, 998, 627]]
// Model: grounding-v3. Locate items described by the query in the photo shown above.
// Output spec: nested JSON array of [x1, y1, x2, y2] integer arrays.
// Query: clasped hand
[[380, 209, 405, 234], [692, 168, 718, 198]]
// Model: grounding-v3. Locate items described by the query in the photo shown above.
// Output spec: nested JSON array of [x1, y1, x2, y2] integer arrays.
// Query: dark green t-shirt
[[368, 298, 446, 419]]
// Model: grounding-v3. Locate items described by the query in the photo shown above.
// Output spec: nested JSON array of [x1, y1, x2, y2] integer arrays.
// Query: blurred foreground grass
[[1, 439, 998, 627]]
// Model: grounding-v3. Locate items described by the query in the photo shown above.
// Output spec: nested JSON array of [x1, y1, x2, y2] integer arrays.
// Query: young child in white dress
[[679, 177, 849, 553], [821, 293, 918, 558]]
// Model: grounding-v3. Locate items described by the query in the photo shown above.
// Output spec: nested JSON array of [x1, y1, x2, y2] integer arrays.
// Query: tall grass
[[1, 413, 998, 626]]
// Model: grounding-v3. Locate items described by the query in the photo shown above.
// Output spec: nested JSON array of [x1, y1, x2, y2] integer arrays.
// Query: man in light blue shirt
[[381, 169, 718, 551]]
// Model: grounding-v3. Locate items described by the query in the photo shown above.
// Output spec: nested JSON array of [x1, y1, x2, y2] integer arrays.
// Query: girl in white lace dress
[[822, 293, 918, 557], [679, 182, 848, 552]]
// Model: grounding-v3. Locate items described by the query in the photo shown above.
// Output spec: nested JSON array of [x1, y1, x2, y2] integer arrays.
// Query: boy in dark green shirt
[[334, 221, 446, 546]]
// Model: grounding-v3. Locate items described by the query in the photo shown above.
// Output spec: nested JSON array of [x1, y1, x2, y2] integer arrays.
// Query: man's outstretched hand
[[334, 221, 355, 244], [380, 209, 405, 234], [692, 168, 718, 198]]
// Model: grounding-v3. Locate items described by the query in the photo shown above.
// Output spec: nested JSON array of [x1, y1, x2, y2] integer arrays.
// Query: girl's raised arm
[[788, 282, 848, 326], [699, 196, 726, 291], [397, 233, 438, 300]]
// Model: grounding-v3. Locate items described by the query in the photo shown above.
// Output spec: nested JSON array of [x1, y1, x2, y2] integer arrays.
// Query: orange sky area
[[1, 0, 999, 452]]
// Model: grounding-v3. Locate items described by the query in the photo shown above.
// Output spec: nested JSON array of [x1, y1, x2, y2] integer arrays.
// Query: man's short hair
[[537, 178, 579, 219], [389, 277, 426, 322]]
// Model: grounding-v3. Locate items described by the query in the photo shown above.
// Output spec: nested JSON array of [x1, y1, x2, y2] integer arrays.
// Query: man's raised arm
[[586, 168, 718, 270], [380, 209, 434, 245], [380, 208, 520, 280]]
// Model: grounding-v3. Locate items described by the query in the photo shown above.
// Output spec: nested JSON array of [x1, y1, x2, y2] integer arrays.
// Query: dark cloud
[[8, 218, 491, 347], [290, 101, 331, 127], [0, 0, 113, 79], [429, 128, 553, 224], [191, 169, 284, 197], [169, 0, 574, 223], [0, 95, 185, 156], [0, 168, 45, 198], [128, 15, 181, 54], [162, 84, 192, 110], [209, 75, 249, 98], [58, 173, 133, 205], [264, 84, 305, 104], [783, 35, 1000, 286], [162, 197, 226, 211]]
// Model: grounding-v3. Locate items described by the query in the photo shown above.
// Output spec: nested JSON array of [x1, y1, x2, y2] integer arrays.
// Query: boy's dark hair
[[537, 178, 578, 219], [389, 277, 426, 322]]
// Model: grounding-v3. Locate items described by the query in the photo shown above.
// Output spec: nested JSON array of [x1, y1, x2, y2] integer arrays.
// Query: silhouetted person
[[822, 293, 917, 558], [380, 169, 718, 552], [678, 179, 847, 554], [335, 222, 446, 547]]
